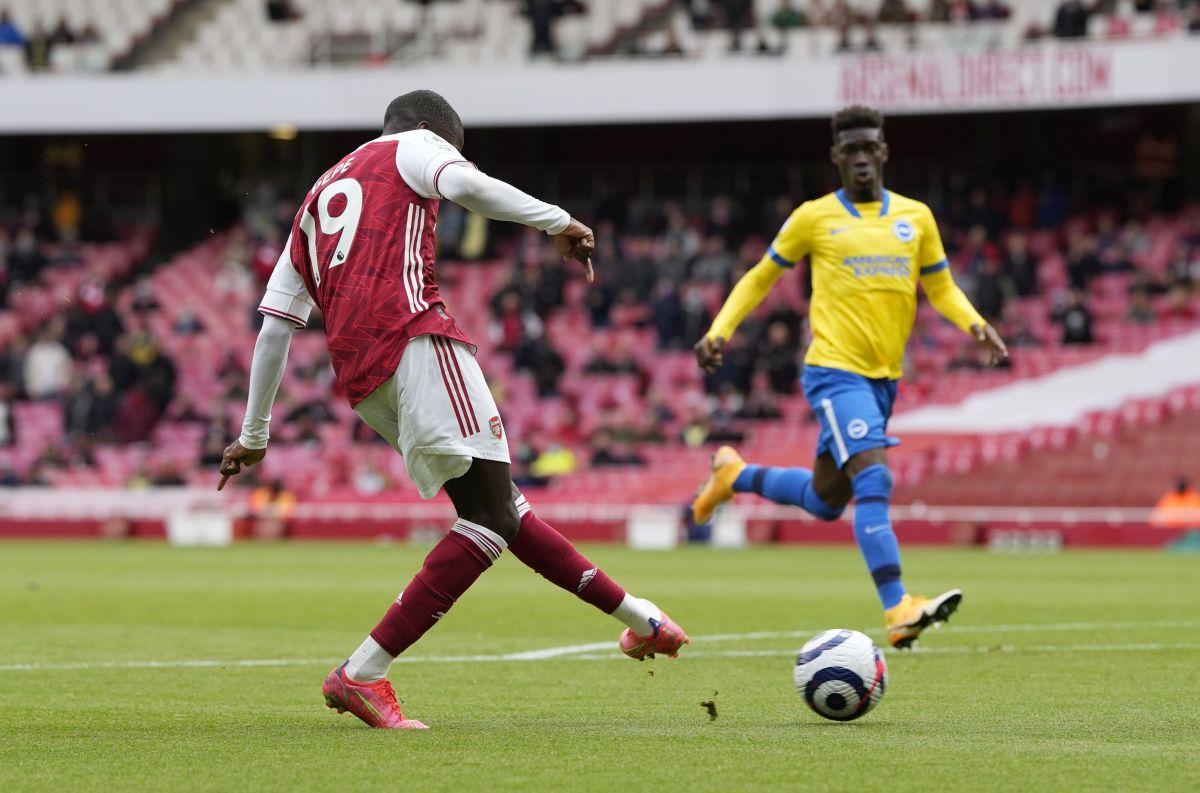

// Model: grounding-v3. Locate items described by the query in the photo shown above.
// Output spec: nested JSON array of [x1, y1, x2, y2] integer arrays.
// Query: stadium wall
[[0, 489, 1183, 547], [3, 39, 1200, 133]]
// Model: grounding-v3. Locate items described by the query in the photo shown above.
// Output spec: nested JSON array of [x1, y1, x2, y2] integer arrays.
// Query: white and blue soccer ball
[[793, 629, 888, 721]]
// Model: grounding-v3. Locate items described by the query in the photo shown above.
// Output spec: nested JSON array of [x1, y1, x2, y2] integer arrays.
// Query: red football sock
[[509, 507, 626, 614], [369, 520, 504, 656]]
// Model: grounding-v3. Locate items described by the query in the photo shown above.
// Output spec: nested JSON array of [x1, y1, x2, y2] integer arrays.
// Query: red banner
[[839, 47, 1114, 109]]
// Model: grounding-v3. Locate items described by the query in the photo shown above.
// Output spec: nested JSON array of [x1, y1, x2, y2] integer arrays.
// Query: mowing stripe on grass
[[1, 620, 1197, 673]]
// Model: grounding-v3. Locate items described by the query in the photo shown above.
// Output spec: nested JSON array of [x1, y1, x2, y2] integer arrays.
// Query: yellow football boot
[[691, 446, 747, 525], [885, 589, 963, 649]]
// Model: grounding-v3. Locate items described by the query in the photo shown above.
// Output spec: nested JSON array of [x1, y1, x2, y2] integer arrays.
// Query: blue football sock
[[733, 465, 844, 521], [850, 464, 906, 609]]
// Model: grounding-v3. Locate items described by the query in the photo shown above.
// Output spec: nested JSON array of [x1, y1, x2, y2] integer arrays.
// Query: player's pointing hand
[[971, 323, 1009, 367], [550, 218, 595, 284], [217, 439, 267, 491]]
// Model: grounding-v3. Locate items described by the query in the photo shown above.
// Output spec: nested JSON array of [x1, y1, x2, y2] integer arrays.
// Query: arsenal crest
[[489, 416, 503, 440]]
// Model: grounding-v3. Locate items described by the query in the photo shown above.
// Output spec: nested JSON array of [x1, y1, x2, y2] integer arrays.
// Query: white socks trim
[[612, 593, 663, 637], [344, 635, 395, 683], [451, 518, 507, 561]]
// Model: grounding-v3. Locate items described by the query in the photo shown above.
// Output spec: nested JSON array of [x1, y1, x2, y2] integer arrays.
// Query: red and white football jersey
[[259, 130, 474, 405]]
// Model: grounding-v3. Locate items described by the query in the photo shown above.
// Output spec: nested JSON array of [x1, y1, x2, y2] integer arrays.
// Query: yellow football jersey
[[768, 189, 959, 380]]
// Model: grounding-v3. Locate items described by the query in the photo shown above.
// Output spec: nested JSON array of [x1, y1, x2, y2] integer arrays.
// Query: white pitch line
[[570, 642, 1200, 660], [1, 620, 1197, 673]]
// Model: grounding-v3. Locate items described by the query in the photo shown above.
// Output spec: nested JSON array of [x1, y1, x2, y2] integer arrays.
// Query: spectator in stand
[[757, 320, 800, 394], [651, 279, 686, 349], [131, 277, 162, 315], [0, 11, 24, 47], [24, 21, 50, 71], [1065, 233, 1101, 290], [772, 0, 808, 29], [490, 289, 537, 351], [997, 306, 1041, 347], [66, 282, 124, 356], [972, 254, 1016, 324], [513, 327, 566, 398], [948, 1, 980, 22], [584, 343, 645, 378], [976, 0, 1010, 19], [590, 428, 645, 467], [1052, 289, 1095, 345], [0, 382, 12, 446], [173, 310, 206, 336], [78, 23, 100, 45], [48, 17, 76, 46], [1163, 284, 1197, 320], [1053, 0, 1090, 38], [1189, 0, 1200, 33], [680, 284, 712, 349], [692, 236, 736, 283], [215, 256, 254, 299], [737, 373, 784, 419], [1150, 477, 1200, 528], [1003, 232, 1039, 297], [530, 442, 577, 481], [110, 331, 177, 416], [715, 0, 755, 51], [7, 227, 46, 285], [249, 479, 296, 539], [1126, 285, 1158, 324], [23, 322, 72, 400], [265, 0, 301, 22], [524, 0, 561, 56], [200, 422, 229, 467], [878, 0, 914, 24]]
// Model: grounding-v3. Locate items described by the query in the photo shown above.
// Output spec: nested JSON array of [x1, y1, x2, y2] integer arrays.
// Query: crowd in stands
[[1, 163, 1198, 490], [613, 0, 1200, 57], [0, 10, 103, 73], [469, 179, 1198, 486]]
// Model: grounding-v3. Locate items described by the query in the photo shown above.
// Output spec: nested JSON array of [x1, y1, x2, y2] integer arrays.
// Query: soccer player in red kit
[[216, 90, 688, 729]]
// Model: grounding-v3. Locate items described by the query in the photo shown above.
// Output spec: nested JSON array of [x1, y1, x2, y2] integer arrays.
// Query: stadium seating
[[3, 0, 1191, 76], [1, 0, 175, 73], [3, 198, 1197, 506], [152, 0, 1196, 73], [894, 386, 1200, 507]]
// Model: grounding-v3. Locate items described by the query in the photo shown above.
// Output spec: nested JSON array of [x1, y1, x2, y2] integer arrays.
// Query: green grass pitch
[[1, 541, 1197, 791]]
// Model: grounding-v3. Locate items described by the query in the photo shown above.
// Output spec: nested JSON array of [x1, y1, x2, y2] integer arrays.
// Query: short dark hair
[[831, 105, 884, 139], [383, 89, 464, 147]]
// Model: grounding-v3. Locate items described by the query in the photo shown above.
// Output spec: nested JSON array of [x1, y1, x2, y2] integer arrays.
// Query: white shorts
[[354, 335, 510, 499]]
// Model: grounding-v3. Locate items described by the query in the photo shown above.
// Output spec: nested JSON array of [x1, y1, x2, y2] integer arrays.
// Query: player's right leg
[[807, 364, 961, 649], [506, 488, 689, 660], [328, 458, 516, 730], [328, 336, 519, 729]]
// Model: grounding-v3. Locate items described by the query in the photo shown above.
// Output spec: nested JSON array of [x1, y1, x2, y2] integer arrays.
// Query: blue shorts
[[801, 365, 900, 469]]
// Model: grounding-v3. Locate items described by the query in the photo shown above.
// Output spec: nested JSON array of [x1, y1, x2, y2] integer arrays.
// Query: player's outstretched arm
[[694, 257, 786, 372], [436, 164, 593, 281], [218, 314, 296, 490]]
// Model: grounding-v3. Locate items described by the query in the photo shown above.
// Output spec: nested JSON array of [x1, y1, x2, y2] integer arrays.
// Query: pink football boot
[[619, 614, 691, 660], [322, 662, 428, 730]]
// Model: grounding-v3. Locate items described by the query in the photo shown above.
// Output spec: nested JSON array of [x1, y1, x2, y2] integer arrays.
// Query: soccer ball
[[793, 629, 888, 721]]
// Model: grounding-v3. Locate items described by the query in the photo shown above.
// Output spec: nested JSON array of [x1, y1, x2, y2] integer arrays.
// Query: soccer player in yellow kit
[[692, 106, 1008, 648]]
